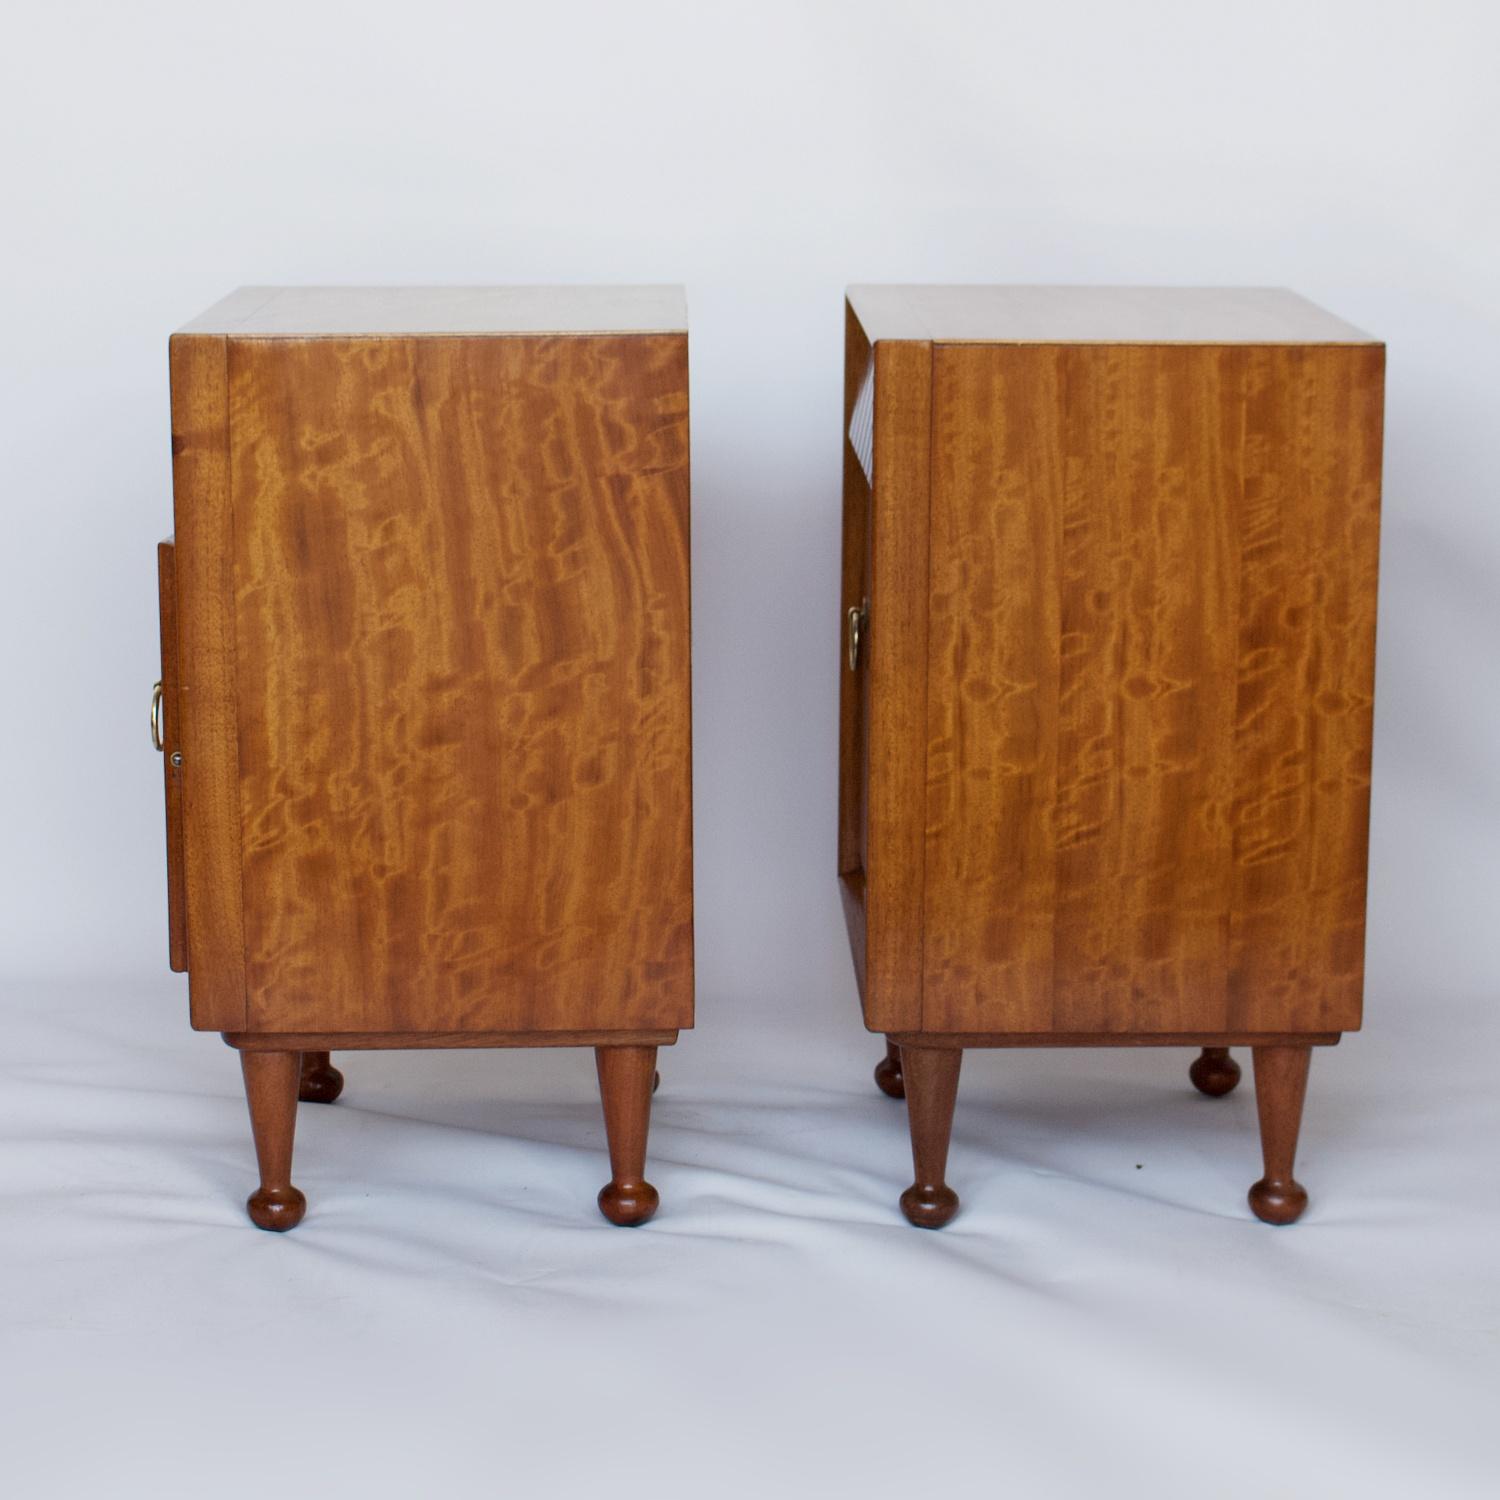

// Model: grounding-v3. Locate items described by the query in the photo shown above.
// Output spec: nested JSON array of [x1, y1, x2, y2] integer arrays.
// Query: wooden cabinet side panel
[[156, 539, 188, 972], [923, 345, 1063, 1030], [228, 334, 693, 1034], [922, 344, 1380, 1035], [1227, 345, 1383, 1032], [168, 336, 247, 1028], [864, 339, 932, 1031]]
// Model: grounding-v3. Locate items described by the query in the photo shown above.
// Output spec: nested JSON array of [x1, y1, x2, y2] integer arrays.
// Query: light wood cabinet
[[837, 286, 1383, 1227], [157, 287, 693, 1230]]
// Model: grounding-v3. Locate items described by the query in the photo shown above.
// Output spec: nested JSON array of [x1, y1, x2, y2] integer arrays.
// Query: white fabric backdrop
[[2, 3, 1498, 1496]]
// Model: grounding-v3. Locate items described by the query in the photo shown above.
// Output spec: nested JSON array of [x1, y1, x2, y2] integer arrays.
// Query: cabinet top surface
[[847, 285, 1378, 345], [177, 285, 688, 337]]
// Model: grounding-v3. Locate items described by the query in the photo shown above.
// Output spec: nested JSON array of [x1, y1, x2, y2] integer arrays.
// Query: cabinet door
[[172, 333, 693, 1034], [839, 329, 933, 1032], [156, 538, 187, 972], [921, 342, 1382, 1036], [837, 309, 873, 992]]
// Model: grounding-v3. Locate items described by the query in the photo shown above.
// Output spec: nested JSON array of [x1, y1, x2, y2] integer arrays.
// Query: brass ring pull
[[150, 680, 165, 752], [847, 600, 868, 672]]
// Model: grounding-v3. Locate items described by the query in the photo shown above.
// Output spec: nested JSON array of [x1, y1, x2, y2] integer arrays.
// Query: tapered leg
[[1189, 1046, 1241, 1097], [595, 1045, 659, 1226], [298, 1050, 344, 1105], [874, 1038, 905, 1099], [1248, 1045, 1312, 1224], [240, 1050, 306, 1232], [899, 1046, 963, 1228]]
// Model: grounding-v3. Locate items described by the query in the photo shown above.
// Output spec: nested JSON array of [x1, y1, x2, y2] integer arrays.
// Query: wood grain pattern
[[169, 335, 246, 1029], [226, 1029, 678, 1050], [921, 343, 1382, 1035], [861, 338, 933, 1032], [884, 1031, 1339, 1049], [837, 301, 874, 1004], [156, 538, 188, 972], [222, 333, 692, 1034]]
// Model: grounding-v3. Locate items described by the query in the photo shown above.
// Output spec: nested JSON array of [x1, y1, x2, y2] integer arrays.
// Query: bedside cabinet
[[156, 287, 693, 1230], [837, 286, 1383, 1228]]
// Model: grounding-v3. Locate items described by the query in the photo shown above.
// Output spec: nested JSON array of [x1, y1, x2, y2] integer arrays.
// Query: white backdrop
[[2, 3, 1497, 1497]]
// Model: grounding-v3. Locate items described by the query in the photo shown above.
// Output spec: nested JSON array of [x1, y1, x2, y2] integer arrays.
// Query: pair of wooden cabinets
[[156, 285, 1382, 1234]]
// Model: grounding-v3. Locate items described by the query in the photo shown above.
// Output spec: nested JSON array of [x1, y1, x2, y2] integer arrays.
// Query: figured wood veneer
[[171, 326, 693, 1035], [163, 287, 694, 1230], [838, 285, 1383, 1229]]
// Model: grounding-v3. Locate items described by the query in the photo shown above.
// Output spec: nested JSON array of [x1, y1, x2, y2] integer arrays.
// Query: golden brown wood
[[1190, 1046, 1241, 1096], [155, 538, 187, 972], [874, 1037, 905, 1098], [862, 338, 932, 1032], [595, 1045, 659, 1226], [220, 333, 691, 1034], [899, 1046, 962, 1228], [1249, 1044, 1312, 1223], [921, 343, 1382, 1035], [884, 1031, 1338, 1049], [240, 1050, 304, 1231], [226, 1029, 678, 1051], [169, 335, 246, 1029], [837, 287, 1382, 1228], [167, 288, 693, 1227], [837, 300, 872, 885], [297, 1050, 344, 1104]]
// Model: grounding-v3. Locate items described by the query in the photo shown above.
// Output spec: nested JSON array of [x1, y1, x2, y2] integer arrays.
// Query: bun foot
[[874, 1040, 905, 1099], [598, 1179, 660, 1226], [1189, 1046, 1240, 1097], [247, 1184, 306, 1232], [900, 1182, 959, 1229], [1249, 1177, 1308, 1225], [298, 1051, 344, 1105]]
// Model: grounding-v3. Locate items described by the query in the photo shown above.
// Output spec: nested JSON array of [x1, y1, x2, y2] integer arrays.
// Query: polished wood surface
[[1249, 1044, 1312, 1224], [922, 342, 1382, 1034], [840, 287, 1381, 1228], [155, 539, 187, 972], [874, 1038, 905, 1098], [595, 1045, 659, 1226], [180, 285, 688, 337], [171, 329, 693, 1034], [884, 1031, 1337, 1049], [240, 1050, 305, 1231], [1189, 1046, 1242, 1097], [226, 1029, 677, 1050], [899, 1046, 962, 1228], [297, 1050, 344, 1104], [847, 285, 1376, 345], [169, 334, 246, 1030], [167, 288, 693, 1226], [861, 338, 933, 1032]]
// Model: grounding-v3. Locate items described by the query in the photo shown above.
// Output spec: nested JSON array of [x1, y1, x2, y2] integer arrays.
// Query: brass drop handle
[[150, 680, 165, 752], [847, 599, 868, 672]]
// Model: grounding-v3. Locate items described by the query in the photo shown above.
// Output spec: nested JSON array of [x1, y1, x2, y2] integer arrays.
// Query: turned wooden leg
[[874, 1038, 905, 1099], [899, 1046, 962, 1229], [1248, 1045, 1312, 1225], [240, 1050, 306, 1232], [596, 1045, 659, 1226], [1189, 1046, 1241, 1097], [298, 1050, 344, 1105]]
